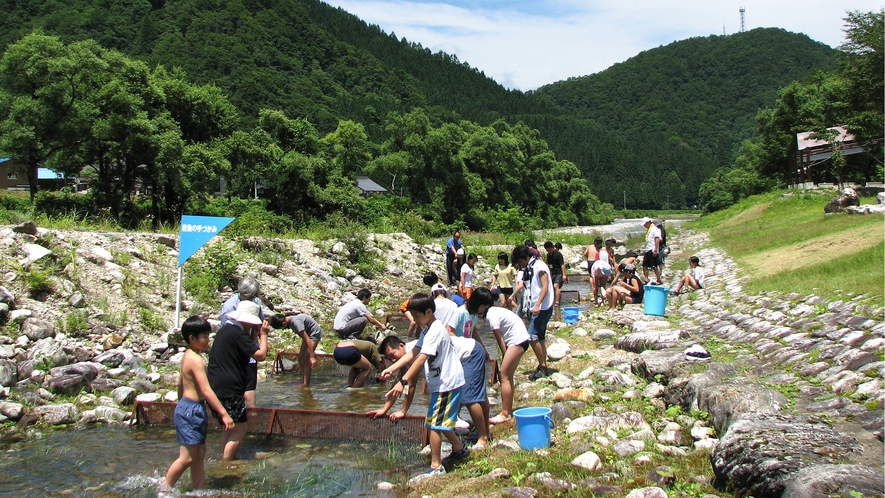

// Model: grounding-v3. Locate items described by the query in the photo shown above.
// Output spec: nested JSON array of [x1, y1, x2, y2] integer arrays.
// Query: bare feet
[[294, 383, 309, 389]]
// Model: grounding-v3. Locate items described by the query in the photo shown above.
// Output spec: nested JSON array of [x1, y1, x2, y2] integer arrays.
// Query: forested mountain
[[0, 0, 839, 212]]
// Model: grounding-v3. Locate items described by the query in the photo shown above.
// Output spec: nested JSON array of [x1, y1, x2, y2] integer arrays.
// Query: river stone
[[94, 405, 130, 423], [631, 349, 687, 383], [553, 388, 593, 403], [642, 382, 665, 398], [613, 439, 645, 457], [711, 413, 863, 498], [624, 487, 668, 498], [32, 403, 79, 425], [592, 328, 616, 341], [571, 451, 601, 471], [665, 363, 737, 413], [615, 330, 689, 353], [698, 380, 788, 435], [0, 359, 17, 387], [781, 464, 884, 498], [0, 401, 24, 420], [94, 348, 133, 368], [21, 318, 55, 341], [112, 386, 137, 405], [567, 411, 650, 435], [48, 374, 91, 395], [28, 337, 68, 367], [546, 339, 571, 360], [13, 221, 37, 235], [89, 378, 122, 392], [20, 243, 53, 266], [136, 393, 162, 403], [50, 362, 99, 382]]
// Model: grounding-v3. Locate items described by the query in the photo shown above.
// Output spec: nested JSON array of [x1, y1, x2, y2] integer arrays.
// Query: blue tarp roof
[[37, 168, 64, 180]]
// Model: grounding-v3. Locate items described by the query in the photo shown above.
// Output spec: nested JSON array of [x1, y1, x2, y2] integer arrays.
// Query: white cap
[[641, 217, 652, 225]]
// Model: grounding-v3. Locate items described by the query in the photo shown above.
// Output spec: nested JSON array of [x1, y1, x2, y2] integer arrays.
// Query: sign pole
[[175, 266, 183, 329]]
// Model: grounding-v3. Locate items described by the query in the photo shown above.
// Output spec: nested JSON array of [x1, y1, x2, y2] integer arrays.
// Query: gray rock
[[154, 235, 176, 249], [592, 328, 616, 341], [112, 386, 136, 406], [49, 362, 99, 382], [20, 243, 53, 266], [665, 363, 737, 413], [571, 451, 601, 471], [615, 330, 689, 353], [711, 413, 862, 498], [89, 378, 122, 392], [546, 339, 571, 360], [28, 338, 68, 367], [699, 380, 789, 434], [0, 359, 17, 387], [32, 403, 79, 425], [0, 401, 24, 420], [500, 487, 538, 498], [21, 318, 55, 341], [824, 188, 860, 213], [94, 405, 130, 423], [646, 466, 676, 487], [69, 292, 86, 308], [612, 439, 645, 457], [567, 411, 651, 435], [549, 402, 573, 423], [135, 393, 163, 403], [781, 464, 884, 498], [47, 374, 91, 395], [631, 349, 687, 384], [129, 379, 157, 393], [0, 286, 14, 306], [625, 486, 668, 498], [94, 348, 133, 368], [12, 221, 37, 235]]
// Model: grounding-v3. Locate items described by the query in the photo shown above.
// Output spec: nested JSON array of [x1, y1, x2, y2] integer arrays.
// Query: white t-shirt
[[693, 267, 706, 288], [450, 336, 478, 362], [415, 320, 464, 392], [333, 299, 368, 330], [485, 306, 529, 347], [460, 263, 474, 288], [433, 297, 458, 329], [525, 257, 554, 312], [645, 224, 662, 252]]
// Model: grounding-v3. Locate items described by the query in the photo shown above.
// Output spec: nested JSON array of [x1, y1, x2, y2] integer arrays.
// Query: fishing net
[[133, 402, 428, 445]]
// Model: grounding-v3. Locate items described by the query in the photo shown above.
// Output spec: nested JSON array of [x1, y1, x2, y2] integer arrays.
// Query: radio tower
[[739, 7, 746, 32]]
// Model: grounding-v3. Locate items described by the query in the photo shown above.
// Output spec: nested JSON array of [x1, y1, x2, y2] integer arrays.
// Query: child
[[459, 253, 478, 300], [268, 313, 323, 388], [489, 252, 517, 308], [165, 316, 235, 489], [468, 287, 529, 425], [512, 244, 553, 379], [333, 339, 383, 387], [385, 293, 468, 475], [590, 238, 614, 306], [608, 263, 644, 311], [376, 332, 491, 449], [671, 256, 705, 295]]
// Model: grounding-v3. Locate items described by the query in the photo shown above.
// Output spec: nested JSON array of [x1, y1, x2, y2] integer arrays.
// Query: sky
[[323, 0, 884, 91]]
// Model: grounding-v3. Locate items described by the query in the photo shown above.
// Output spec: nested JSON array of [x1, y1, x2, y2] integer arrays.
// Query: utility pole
[[739, 7, 746, 33], [623, 191, 626, 211]]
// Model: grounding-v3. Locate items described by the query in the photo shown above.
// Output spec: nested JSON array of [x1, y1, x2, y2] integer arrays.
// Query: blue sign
[[178, 215, 235, 266]]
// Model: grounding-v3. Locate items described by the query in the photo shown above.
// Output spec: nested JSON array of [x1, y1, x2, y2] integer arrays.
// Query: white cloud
[[325, 0, 883, 90]]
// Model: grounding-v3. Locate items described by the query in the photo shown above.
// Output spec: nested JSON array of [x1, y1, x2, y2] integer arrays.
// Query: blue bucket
[[562, 307, 580, 324], [513, 407, 555, 450], [643, 284, 671, 316]]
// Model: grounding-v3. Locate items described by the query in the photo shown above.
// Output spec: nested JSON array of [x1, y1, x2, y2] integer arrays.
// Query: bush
[[25, 268, 54, 297], [64, 310, 90, 336], [184, 240, 240, 305]]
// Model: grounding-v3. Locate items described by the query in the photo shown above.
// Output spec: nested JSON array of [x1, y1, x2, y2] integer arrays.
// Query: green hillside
[[0, 0, 841, 212]]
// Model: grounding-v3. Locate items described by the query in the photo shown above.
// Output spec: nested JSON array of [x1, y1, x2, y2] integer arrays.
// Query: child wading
[[165, 316, 235, 490], [385, 293, 469, 476]]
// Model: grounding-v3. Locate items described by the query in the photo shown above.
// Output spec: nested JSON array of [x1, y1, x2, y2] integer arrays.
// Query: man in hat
[[207, 300, 269, 461], [641, 217, 663, 285]]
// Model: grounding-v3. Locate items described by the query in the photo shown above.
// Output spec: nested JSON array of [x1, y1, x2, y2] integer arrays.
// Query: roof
[[796, 126, 868, 164], [796, 126, 856, 152], [37, 168, 64, 180], [355, 176, 387, 193]]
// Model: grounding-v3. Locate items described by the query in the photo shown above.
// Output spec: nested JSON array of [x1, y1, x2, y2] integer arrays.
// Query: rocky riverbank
[[0, 220, 882, 497]]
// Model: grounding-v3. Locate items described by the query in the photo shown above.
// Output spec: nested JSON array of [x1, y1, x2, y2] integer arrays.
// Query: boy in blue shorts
[[385, 293, 469, 475], [165, 316, 235, 489]]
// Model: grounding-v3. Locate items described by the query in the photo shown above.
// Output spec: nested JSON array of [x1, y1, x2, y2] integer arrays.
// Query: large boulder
[[0, 359, 17, 387], [699, 381, 789, 435], [47, 374, 91, 395], [781, 464, 884, 498], [824, 187, 860, 213], [711, 413, 863, 498], [49, 362, 100, 382], [28, 338, 68, 367], [94, 348, 133, 368], [614, 330, 689, 353], [665, 363, 737, 413], [31, 403, 79, 425], [21, 318, 55, 341], [631, 349, 688, 384]]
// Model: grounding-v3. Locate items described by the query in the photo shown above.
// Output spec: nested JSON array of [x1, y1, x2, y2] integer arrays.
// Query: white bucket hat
[[227, 300, 262, 326]]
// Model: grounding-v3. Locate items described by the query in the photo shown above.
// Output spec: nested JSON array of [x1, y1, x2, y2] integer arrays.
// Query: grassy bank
[[687, 189, 884, 299]]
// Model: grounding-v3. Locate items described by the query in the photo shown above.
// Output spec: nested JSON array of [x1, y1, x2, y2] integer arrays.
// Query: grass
[[688, 189, 884, 298]]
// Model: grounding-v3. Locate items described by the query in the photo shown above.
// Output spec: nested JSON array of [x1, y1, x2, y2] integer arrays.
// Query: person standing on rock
[[641, 217, 663, 285], [333, 289, 387, 341], [207, 300, 269, 461], [444, 231, 462, 286], [512, 245, 554, 379], [220, 277, 265, 408]]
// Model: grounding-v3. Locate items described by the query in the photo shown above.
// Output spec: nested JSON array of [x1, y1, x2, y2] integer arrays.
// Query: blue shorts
[[425, 388, 463, 431], [174, 397, 208, 446], [460, 343, 487, 405], [333, 345, 361, 366], [528, 307, 553, 343], [245, 361, 258, 391]]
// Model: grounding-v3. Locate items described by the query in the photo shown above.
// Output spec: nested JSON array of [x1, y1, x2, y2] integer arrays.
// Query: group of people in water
[[164, 222, 707, 489]]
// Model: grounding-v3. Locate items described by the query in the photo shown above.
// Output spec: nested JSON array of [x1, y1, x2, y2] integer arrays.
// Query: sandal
[[488, 414, 511, 425]]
